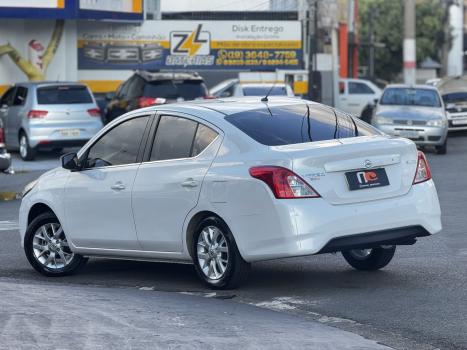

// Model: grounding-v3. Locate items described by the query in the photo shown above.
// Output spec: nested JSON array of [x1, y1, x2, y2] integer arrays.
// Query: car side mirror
[[373, 98, 379, 105], [61, 152, 80, 171], [105, 92, 116, 100]]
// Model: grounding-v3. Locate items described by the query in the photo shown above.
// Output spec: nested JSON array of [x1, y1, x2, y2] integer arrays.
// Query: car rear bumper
[[375, 124, 447, 146], [27, 121, 102, 148], [0, 147, 11, 171], [231, 180, 441, 262]]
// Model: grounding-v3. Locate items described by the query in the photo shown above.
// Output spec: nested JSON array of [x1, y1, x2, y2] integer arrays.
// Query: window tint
[[192, 124, 218, 156], [143, 80, 207, 100], [0, 87, 15, 106], [151, 116, 198, 161], [442, 92, 467, 104], [37, 85, 93, 104], [225, 104, 379, 146], [127, 75, 145, 99], [85, 116, 149, 168], [348, 82, 374, 94], [13, 87, 28, 106]]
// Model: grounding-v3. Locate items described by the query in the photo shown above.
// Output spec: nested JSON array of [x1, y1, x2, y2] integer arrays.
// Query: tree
[[0, 20, 64, 81], [359, 0, 451, 82]]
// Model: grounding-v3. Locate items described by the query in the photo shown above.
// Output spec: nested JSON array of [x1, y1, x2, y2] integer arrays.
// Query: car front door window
[[85, 116, 149, 168]]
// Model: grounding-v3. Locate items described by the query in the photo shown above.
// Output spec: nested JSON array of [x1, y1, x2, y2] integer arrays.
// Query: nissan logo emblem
[[364, 159, 372, 168]]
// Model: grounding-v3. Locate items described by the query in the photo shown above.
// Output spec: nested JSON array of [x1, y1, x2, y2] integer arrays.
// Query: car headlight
[[22, 179, 38, 198], [374, 115, 394, 125], [426, 119, 446, 127]]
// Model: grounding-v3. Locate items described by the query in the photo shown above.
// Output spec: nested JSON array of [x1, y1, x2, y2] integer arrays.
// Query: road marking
[[0, 221, 19, 231]]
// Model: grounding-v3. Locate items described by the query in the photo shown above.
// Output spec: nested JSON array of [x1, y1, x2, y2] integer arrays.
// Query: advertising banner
[[78, 20, 303, 70]]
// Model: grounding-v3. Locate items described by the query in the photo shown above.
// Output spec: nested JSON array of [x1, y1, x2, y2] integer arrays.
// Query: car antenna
[[261, 81, 277, 102]]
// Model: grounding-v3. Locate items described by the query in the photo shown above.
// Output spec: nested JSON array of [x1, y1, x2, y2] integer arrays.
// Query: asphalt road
[[1, 133, 467, 350]]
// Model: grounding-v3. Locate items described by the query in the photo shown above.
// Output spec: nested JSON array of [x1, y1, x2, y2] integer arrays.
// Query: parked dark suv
[[103, 71, 210, 123]]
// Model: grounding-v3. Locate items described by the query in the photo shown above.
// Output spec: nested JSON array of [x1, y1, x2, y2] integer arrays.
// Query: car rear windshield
[[242, 86, 288, 96], [442, 92, 467, 104], [37, 85, 93, 105], [225, 104, 379, 146], [143, 80, 207, 100], [380, 88, 441, 107]]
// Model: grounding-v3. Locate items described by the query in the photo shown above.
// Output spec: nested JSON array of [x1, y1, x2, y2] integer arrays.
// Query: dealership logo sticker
[[356, 171, 378, 185]]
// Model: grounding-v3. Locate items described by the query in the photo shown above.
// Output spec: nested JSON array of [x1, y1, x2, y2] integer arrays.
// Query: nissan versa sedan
[[19, 97, 442, 289], [0, 82, 103, 160], [372, 85, 448, 154]]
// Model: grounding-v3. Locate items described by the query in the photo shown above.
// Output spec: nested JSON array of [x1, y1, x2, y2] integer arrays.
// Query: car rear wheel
[[341, 246, 396, 271], [19, 133, 36, 161], [435, 139, 447, 155], [24, 212, 88, 276], [193, 216, 250, 289]]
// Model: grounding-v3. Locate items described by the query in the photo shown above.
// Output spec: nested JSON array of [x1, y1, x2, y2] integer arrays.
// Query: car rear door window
[[12, 87, 28, 106], [150, 116, 198, 161], [192, 124, 218, 156], [85, 116, 149, 168], [37, 85, 93, 104]]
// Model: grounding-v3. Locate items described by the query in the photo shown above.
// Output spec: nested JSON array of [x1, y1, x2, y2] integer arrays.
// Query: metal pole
[[403, 0, 416, 84], [368, 6, 374, 79]]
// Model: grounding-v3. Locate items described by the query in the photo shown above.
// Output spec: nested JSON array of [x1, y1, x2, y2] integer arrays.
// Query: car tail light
[[138, 97, 167, 108], [27, 110, 48, 119], [413, 151, 432, 184], [87, 108, 101, 117], [249, 166, 320, 199], [0, 126, 4, 144]]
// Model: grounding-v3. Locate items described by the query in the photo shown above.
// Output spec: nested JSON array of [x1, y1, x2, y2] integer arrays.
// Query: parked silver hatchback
[[0, 82, 103, 160]]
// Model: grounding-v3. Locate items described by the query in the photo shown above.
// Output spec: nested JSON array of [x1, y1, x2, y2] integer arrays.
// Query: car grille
[[394, 120, 427, 126]]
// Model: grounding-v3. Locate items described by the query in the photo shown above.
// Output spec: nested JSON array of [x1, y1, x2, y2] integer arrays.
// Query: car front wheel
[[24, 212, 88, 276], [342, 246, 396, 271], [193, 216, 250, 289]]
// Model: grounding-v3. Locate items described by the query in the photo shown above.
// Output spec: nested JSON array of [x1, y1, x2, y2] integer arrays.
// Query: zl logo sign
[[170, 24, 210, 56]]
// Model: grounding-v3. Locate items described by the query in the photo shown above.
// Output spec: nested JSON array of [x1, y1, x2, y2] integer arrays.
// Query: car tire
[[24, 212, 88, 277], [193, 216, 251, 289], [342, 246, 396, 271], [19, 132, 36, 161], [435, 139, 447, 155]]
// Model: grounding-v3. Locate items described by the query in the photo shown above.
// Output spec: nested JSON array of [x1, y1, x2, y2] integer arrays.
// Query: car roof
[[239, 83, 288, 87], [136, 70, 203, 82], [152, 96, 318, 116], [384, 84, 438, 91], [15, 81, 89, 88]]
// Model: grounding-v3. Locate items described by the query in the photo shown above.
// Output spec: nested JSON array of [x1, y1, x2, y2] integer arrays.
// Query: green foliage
[[358, 0, 450, 82]]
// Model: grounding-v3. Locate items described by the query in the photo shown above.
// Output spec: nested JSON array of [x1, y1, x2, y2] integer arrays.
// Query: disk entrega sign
[[78, 21, 303, 70]]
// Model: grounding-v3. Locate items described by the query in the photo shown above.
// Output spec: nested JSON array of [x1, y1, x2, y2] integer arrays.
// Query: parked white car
[[210, 79, 294, 98], [19, 97, 442, 289], [338, 78, 382, 117]]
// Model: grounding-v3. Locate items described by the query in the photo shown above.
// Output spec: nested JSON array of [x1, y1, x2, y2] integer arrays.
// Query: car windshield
[[37, 85, 93, 104], [242, 86, 288, 96], [442, 92, 467, 104], [380, 88, 441, 107], [143, 80, 207, 100], [225, 104, 379, 146]]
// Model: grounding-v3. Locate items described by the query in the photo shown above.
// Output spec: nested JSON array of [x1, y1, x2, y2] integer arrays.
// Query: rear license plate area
[[60, 129, 80, 137], [345, 168, 390, 191]]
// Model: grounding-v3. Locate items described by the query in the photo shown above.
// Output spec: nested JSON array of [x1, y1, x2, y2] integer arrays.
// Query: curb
[[0, 192, 20, 201]]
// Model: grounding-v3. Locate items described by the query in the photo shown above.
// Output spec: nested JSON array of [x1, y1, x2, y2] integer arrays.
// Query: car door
[[0, 87, 16, 146], [132, 113, 221, 252], [6, 86, 28, 147], [64, 114, 151, 249], [346, 81, 377, 116]]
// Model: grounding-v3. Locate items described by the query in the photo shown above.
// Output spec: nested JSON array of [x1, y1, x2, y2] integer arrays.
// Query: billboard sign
[[78, 21, 303, 70]]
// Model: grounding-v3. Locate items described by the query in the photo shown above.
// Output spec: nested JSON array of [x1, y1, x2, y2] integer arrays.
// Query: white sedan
[[210, 79, 294, 98], [19, 97, 442, 289]]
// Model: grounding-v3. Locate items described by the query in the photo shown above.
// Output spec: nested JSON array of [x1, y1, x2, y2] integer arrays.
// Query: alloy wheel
[[197, 226, 229, 280], [32, 223, 74, 269]]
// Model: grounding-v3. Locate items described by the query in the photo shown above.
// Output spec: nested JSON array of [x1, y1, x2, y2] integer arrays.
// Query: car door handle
[[111, 182, 126, 191], [181, 179, 198, 188]]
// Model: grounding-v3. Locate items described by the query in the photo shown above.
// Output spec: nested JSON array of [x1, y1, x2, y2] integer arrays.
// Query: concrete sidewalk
[[0, 278, 392, 350]]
